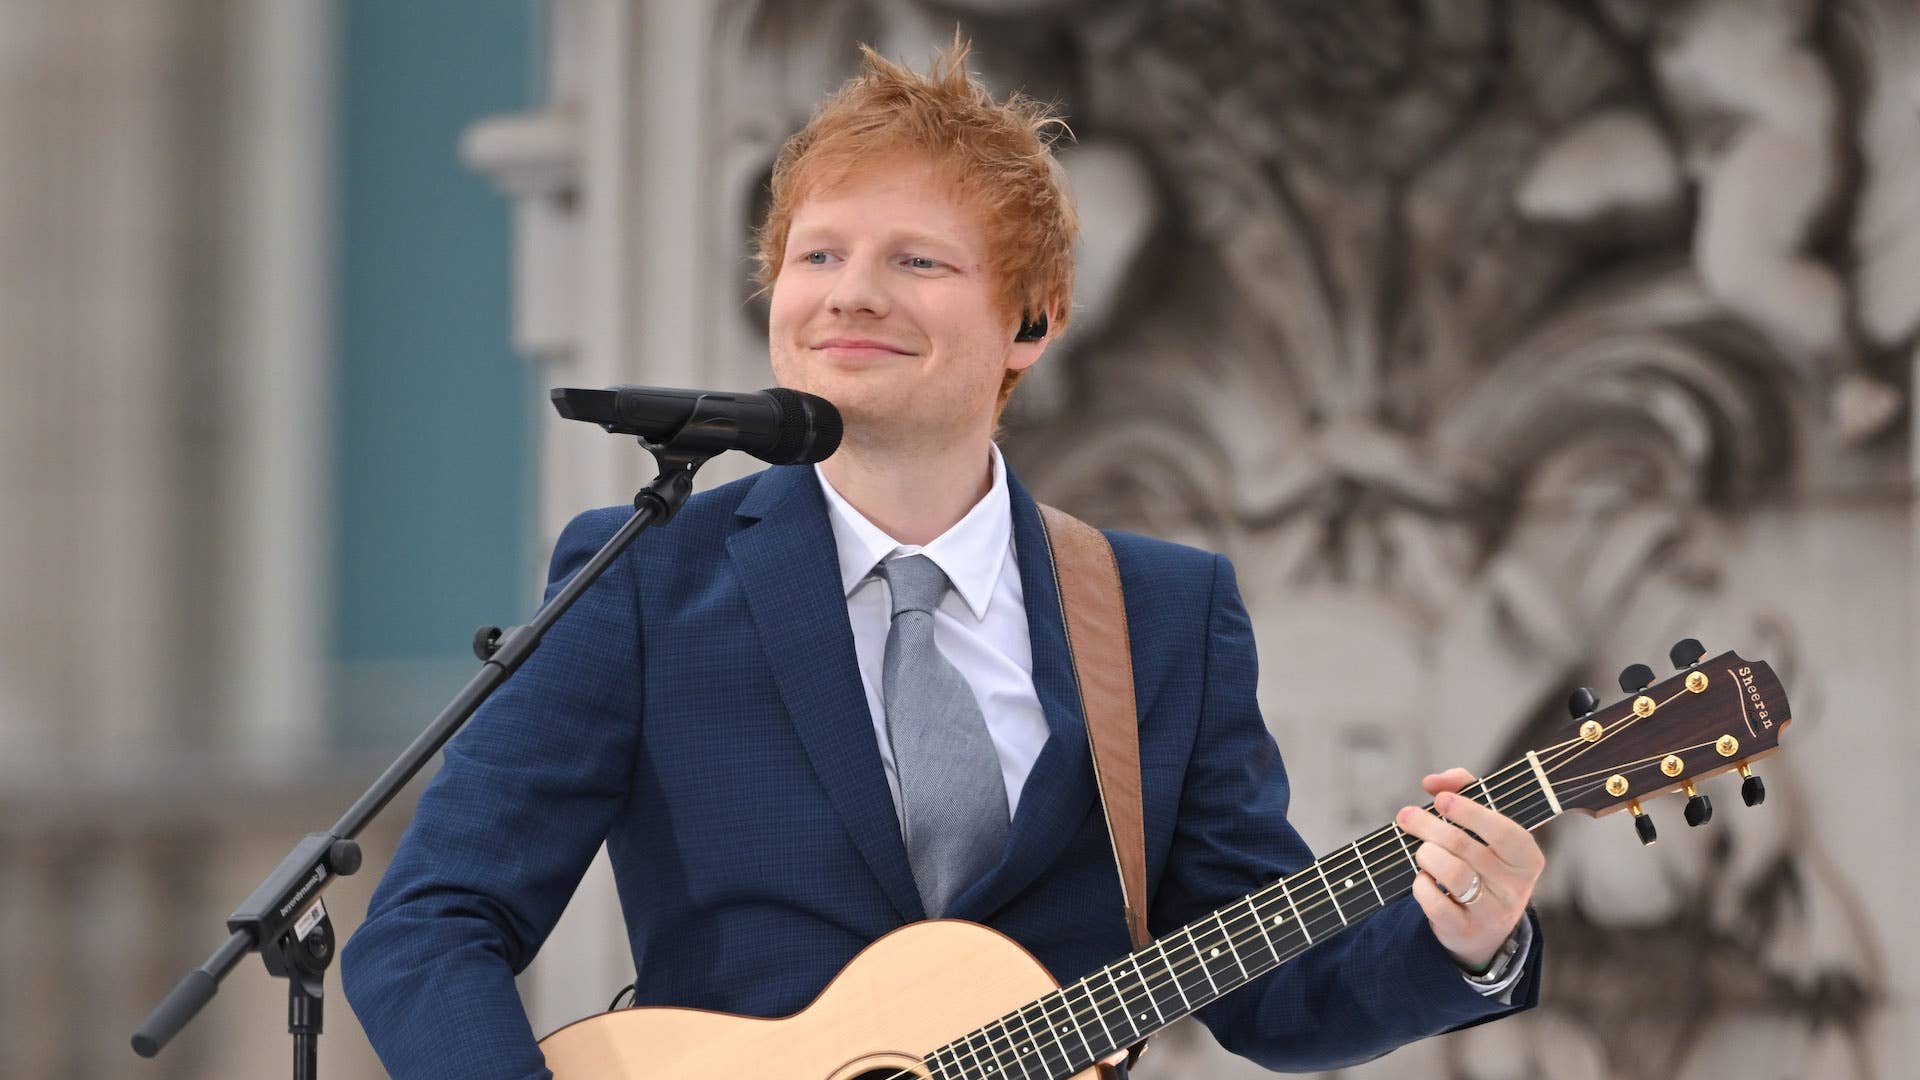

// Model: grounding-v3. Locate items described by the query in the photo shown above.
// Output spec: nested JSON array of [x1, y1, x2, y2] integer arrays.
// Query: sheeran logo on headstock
[[535, 637, 1794, 1079], [1735, 664, 1775, 731]]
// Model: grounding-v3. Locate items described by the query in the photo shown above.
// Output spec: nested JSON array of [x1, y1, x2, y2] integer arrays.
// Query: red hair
[[755, 37, 1077, 408]]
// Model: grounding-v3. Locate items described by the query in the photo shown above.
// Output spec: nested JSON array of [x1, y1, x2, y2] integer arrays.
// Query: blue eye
[[905, 256, 938, 270], [802, 251, 831, 265]]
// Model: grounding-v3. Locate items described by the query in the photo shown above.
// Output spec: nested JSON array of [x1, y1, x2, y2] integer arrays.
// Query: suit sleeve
[[1150, 554, 1543, 1071], [340, 508, 644, 1080]]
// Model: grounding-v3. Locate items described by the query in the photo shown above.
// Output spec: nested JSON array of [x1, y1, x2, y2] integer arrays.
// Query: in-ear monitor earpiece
[[1014, 310, 1048, 343]]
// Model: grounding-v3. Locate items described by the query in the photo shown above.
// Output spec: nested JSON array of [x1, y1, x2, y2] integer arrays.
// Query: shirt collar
[[814, 444, 1013, 621]]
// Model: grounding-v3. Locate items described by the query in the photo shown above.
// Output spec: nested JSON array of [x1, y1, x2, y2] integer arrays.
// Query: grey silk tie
[[877, 554, 1011, 918]]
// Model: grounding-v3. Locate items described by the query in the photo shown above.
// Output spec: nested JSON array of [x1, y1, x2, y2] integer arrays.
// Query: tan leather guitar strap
[[1036, 505, 1149, 1072]]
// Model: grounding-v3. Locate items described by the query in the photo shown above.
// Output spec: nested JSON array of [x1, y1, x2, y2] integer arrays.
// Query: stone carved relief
[[706, 1, 1913, 1076]]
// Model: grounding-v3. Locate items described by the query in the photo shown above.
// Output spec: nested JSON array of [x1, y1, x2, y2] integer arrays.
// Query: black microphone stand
[[131, 442, 715, 1078]]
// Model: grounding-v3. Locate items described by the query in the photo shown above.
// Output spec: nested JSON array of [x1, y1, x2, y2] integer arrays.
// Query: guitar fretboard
[[922, 757, 1559, 1080]]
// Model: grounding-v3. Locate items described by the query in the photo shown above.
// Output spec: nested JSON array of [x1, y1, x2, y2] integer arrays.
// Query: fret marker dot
[[1273, 916, 1283, 926], [1343, 878, 1354, 889], [1140, 1014, 1148, 1022], [1210, 947, 1221, 958]]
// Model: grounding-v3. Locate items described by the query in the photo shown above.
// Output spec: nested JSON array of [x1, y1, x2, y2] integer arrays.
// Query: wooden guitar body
[[538, 919, 1096, 1079]]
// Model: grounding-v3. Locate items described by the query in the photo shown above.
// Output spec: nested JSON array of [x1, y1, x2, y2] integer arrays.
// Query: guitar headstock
[[1533, 639, 1790, 843]]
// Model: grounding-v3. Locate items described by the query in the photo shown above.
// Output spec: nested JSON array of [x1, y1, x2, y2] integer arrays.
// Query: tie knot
[[878, 554, 951, 617]]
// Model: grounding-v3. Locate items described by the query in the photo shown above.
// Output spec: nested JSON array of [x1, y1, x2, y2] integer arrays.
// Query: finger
[[1414, 841, 1485, 902], [1405, 791, 1520, 876], [1399, 806, 1502, 887], [1421, 767, 1477, 796], [1434, 790, 1541, 872], [1396, 803, 1494, 861], [1410, 870, 1468, 936]]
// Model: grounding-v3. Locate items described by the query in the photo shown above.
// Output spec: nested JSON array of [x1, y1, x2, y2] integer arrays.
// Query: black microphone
[[550, 385, 842, 465]]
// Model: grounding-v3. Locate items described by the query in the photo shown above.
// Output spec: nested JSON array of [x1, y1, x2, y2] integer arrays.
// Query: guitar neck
[[926, 757, 1561, 1079]]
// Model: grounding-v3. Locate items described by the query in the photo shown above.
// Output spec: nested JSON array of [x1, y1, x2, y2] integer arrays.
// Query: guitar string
[[899, 751, 1581, 1080], [1546, 737, 1725, 788], [907, 795, 1547, 1080], [923, 697, 1700, 1080], [1549, 754, 1732, 811], [911, 711, 1671, 1080], [880, 792, 1552, 1079], [907, 723, 1635, 1080], [992, 692, 1738, 1080], [887, 693, 1710, 1080]]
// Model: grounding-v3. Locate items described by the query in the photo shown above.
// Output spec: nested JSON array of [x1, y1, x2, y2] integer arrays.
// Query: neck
[[819, 432, 996, 546]]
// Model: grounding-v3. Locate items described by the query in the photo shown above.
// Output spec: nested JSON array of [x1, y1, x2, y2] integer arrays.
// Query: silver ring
[[1456, 873, 1483, 905]]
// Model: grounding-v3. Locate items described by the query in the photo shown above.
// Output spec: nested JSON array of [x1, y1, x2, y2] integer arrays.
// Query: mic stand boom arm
[[131, 447, 713, 1078]]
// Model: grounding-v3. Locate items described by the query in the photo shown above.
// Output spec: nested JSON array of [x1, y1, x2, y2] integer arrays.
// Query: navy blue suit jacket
[[341, 464, 1540, 1078]]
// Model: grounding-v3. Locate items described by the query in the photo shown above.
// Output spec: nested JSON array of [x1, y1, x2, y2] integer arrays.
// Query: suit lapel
[[946, 472, 1098, 921], [727, 466, 925, 923]]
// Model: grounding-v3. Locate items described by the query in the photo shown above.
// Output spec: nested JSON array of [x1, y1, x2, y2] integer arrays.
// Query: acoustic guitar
[[537, 642, 1791, 1079]]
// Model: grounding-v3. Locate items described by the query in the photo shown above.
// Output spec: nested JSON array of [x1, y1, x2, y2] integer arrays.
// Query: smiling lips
[[814, 337, 914, 357]]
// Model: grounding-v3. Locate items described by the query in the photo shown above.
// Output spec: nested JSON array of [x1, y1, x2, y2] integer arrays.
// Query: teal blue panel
[[332, 0, 539, 747]]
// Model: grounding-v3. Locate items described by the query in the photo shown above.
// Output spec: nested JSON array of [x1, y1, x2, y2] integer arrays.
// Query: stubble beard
[[772, 338, 1000, 467]]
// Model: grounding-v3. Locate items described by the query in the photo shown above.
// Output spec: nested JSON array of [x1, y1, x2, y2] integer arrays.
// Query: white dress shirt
[[813, 444, 1529, 998], [815, 443, 1049, 823]]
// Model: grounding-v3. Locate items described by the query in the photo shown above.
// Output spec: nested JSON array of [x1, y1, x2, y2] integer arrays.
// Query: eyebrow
[[787, 224, 973, 257]]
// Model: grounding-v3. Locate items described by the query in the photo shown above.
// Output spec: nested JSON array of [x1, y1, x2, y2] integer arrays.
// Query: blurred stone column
[[0, 0, 203, 784], [0, 0, 337, 1076], [0, 0, 329, 810], [0, 7, 224, 1076]]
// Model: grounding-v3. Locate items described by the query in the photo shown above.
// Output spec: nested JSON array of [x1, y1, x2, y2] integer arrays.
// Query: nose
[[822, 253, 889, 320]]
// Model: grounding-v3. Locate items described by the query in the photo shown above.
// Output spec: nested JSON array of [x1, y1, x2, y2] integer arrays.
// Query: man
[[341, 41, 1545, 1078]]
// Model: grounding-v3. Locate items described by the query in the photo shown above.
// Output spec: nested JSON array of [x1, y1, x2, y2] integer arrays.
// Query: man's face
[[767, 155, 1043, 451]]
